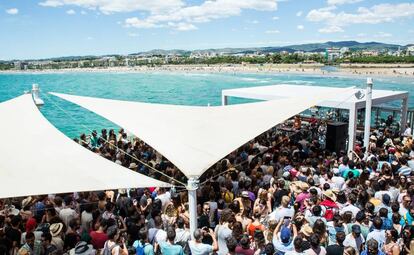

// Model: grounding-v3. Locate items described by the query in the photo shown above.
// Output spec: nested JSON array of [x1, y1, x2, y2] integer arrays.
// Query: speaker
[[326, 122, 348, 153]]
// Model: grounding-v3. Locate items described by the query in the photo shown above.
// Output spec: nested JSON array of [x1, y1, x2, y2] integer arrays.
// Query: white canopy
[[222, 84, 409, 152], [0, 94, 170, 199], [51, 91, 340, 178]]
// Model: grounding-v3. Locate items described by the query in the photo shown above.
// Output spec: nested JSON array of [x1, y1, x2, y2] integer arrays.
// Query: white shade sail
[[51, 91, 341, 178], [0, 94, 170, 199]]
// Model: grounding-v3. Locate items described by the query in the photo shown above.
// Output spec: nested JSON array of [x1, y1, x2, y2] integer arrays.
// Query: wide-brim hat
[[1, 205, 20, 216], [69, 241, 94, 255], [50, 223, 64, 237], [299, 182, 309, 191], [301, 224, 313, 237], [129, 162, 138, 169], [22, 196, 34, 208], [323, 190, 337, 202]]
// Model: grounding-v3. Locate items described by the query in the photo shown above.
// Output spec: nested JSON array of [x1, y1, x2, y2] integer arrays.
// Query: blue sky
[[1, 0, 413, 60]]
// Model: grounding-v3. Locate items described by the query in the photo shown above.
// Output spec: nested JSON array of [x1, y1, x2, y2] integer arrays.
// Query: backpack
[[135, 242, 147, 255], [323, 206, 336, 221], [102, 241, 118, 255]]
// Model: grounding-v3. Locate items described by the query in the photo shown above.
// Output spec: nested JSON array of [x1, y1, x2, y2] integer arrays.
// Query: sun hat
[[128, 162, 138, 169], [299, 182, 309, 191], [370, 135, 377, 141], [323, 190, 337, 202], [118, 189, 127, 195], [241, 191, 249, 198], [301, 224, 313, 237], [1, 205, 20, 216], [50, 223, 64, 237], [69, 241, 94, 255], [22, 196, 34, 208]]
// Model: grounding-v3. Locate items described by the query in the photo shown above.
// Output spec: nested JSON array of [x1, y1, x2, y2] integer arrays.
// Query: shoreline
[[1, 64, 414, 79]]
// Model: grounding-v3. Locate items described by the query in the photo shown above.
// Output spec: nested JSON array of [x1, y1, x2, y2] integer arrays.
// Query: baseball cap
[[352, 224, 361, 234], [281, 227, 291, 244]]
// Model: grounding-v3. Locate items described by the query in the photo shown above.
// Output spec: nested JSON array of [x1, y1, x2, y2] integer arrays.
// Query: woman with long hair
[[383, 228, 400, 255]]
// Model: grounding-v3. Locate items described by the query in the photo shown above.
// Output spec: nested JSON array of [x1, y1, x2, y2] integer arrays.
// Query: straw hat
[[299, 182, 310, 191], [128, 162, 138, 169], [323, 190, 337, 202], [22, 196, 34, 208], [50, 223, 64, 237], [301, 224, 313, 237]]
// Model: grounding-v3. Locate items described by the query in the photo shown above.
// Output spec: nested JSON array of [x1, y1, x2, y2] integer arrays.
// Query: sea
[[1, 71, 414, 138]]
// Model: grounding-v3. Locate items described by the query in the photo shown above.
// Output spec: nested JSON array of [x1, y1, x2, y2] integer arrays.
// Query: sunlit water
[[1, 71, 413, 138]]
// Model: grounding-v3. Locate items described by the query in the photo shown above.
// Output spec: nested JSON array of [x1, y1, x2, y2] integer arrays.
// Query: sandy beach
[[2, 63, 414, 79]]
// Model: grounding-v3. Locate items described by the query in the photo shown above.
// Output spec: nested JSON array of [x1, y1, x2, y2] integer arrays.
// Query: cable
[[41, 92, 186, 187]]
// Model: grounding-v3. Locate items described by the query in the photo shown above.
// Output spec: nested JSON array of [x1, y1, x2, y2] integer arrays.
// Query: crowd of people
[[1, 116, 414, 255]]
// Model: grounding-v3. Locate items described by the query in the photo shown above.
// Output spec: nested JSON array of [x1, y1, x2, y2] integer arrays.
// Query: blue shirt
[[361, 250, 385, 255], [159, 241, 184, 255]]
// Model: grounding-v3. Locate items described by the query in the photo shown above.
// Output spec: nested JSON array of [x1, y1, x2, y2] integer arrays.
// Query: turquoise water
[[1, 71, 414, 138]]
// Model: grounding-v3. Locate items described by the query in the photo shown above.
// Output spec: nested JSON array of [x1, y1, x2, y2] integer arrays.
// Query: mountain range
[[12, 41, 411, 61], [132, 41, 407, 57]]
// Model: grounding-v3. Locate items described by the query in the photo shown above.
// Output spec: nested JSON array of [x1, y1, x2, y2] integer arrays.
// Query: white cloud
[[38, 0, 279, 31], [307, 3, 414, 30], [375, 32, 392, 38], [249, 20, 259, 24], [81, 10, 87, 15], [125, 17, 159, 28], [39, 0, 185, 14], [272, 16, 279, 20], [66, 9, 76, 15], [357, 33, 366, 37], [265, 29, 280, 34], [39, 0, 63, 7], [296, 11, 302, 17], [318, 25, 344, 33], [297, 25, 304, 30], [86, 36, 93, 40], [327, 0, 363, 6], [128, 32, 139, 37], [172, 22, 198, 31], [6, 8, 19, 15]]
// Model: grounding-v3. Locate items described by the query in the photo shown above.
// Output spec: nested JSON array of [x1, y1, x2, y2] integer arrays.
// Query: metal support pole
[[348, 105, 357, 155], [187, 177, 199, 238], [222, 94, 228, 106], [401, 96, 408, 134], [32, 84, 44, 107], [363, 78, 373, 157]]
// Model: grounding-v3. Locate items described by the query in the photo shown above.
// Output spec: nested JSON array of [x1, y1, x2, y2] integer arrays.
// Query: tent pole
[[187, 177, 199, 238], [363, 78, 373, 158]]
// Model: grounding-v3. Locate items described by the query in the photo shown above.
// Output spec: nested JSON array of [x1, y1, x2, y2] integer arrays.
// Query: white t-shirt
[[340, 204, 360, 218], [188, 240, 213, 255], [268, 207, 295, 222]]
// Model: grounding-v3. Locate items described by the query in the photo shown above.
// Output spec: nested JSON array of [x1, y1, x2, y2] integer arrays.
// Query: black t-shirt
[[5, 227, 21, 251], [273, 189, 289, 207], [326, 244, 344, 255]]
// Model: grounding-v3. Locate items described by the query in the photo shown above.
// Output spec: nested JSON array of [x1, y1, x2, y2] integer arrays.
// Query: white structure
[[0, 94, 170, 199], [222, 84, 409, 153], [51, 90, 341, 236], [363, 78, 373, 156]]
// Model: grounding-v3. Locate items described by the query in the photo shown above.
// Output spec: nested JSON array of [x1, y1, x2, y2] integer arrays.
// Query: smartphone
[[283, 218, 291, 227]]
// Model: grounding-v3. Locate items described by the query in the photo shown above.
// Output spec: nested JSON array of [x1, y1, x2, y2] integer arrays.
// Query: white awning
[[222, 84, 408, 110], [51, 91, 341, 178], [0, 94, 170, 199]]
